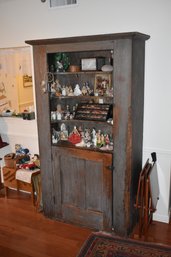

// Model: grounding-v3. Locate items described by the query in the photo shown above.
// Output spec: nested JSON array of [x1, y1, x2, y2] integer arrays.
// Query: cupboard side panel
[[113, 39, 133, 235], [129, 39, 146, 233], [102, 154, 113, 230], [33, 46, 55, 217]]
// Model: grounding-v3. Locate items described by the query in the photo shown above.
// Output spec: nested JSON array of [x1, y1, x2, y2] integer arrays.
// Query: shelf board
[[52, 140, 113, 154], [51, 119, 113, 126], [50, 95, 113, 100], [51, 71, 112, 75]]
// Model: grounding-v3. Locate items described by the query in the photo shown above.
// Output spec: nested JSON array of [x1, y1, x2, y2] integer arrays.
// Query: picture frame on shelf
[[94, 73, 113, 97], [81, 58, 97, 71]]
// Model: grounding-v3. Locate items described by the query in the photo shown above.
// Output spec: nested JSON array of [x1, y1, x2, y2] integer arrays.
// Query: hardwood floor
[[0, 189, 92, 257], [131, 219, 171, 246], [0, 189, 170, 257]]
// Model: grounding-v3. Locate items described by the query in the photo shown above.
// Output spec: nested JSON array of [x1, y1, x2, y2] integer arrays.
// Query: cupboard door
[[52, 146, 112, 231]]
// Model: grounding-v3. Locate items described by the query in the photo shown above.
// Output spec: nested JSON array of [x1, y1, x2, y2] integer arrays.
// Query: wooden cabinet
[[26, 32, 150, 235]]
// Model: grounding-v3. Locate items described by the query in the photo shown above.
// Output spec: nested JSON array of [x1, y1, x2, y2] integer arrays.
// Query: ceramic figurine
[[69, 113, 74, 120], [68, 126, 81, 144], [62, 85, 66, 96], [64, 105, 70, 120], [65, 85, 70, 96], [68, 85, 74, 96], [78, 126, 84, 138], [105, 134, 110, 146], [61, 123, 67, 131], [100, 133, 105, 146], [84, 128, 91, 144], [74, 84, 82, 96], [81, 84, 88, 95], [51, 82, 56, 94], [56, 104, 62, 120], [94, 90, 98, 96], [85, 82, 93, 96], [96, 130, 101, 147], [56, 61, 63, 72], [92, 128, 97, 147], [60, 131, 67, 140], [55, 80, 62, 96], [60, 123, 68, 140], [51, 111, 56, 121], [72, 105, 76, 118]]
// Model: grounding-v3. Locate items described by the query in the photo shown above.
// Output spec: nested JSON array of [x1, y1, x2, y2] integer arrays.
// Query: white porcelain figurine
[[74, 84, 82, 96]]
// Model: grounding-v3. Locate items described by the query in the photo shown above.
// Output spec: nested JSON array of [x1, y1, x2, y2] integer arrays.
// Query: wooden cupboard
[[26, 32, 150, 235]]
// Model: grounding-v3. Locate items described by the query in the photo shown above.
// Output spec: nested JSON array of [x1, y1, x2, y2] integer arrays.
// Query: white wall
[[0, 0, 170, 223]]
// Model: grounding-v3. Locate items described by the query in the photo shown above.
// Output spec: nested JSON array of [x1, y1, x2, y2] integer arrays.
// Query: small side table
[[16, 169, 41, 206], [2, 166, 41, 207]]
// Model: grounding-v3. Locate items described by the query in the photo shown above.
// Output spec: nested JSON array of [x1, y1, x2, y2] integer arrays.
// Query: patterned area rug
[[77, 233, 171, 257]]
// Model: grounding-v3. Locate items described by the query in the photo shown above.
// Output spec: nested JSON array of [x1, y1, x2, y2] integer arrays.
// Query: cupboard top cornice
[[25, 32, 150, 46]]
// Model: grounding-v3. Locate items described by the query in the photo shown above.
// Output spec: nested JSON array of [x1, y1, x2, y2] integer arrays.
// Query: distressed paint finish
[[32, 45, 55, 217], [52, 147, 112, 231], [113, 39, 132, 235], [27, 32, 150, 235], [113, 37, 147, 235]]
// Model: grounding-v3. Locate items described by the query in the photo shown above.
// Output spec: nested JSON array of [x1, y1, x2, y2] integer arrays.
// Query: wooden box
[[75, 103, 112, 121]]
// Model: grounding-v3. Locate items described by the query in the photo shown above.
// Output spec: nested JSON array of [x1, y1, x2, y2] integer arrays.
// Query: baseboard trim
[[153, 212, 170, 224]]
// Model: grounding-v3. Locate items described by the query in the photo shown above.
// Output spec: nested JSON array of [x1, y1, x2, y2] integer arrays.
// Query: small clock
[[81, 58, 97, 71]]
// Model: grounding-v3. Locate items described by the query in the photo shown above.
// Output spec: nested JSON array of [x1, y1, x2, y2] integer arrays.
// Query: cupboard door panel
[[85, 160, 103, 212], [52, 147, 112, 230], [60, 155, 85, 208]]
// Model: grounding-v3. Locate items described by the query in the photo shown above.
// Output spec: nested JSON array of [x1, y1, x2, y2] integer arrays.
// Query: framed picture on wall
[[23, 75, 32, 87]]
